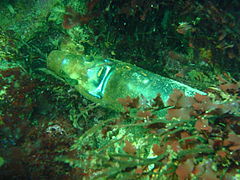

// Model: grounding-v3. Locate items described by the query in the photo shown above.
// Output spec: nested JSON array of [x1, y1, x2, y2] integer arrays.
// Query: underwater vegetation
[[56, 73, 240, 179], [0, 0, 240, 179]]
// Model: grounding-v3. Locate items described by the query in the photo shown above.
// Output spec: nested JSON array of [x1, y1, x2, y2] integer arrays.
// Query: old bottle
[[47, 50, 206, 111]]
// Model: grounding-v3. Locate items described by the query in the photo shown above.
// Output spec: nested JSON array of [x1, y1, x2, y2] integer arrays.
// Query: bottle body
[[47, 50, 206, 111]]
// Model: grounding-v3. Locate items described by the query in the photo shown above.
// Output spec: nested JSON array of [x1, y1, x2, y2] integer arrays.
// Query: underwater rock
[[47, 50, 206, 111]]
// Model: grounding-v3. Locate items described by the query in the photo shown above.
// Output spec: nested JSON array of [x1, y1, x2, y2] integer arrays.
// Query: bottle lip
[[47, 50, 67, 75]]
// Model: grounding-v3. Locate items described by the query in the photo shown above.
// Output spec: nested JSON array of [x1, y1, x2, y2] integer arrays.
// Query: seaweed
[[0, 0, 240, 179]]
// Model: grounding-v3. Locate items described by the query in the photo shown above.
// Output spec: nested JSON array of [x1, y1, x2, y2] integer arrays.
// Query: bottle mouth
[[47, 50, 68, 75]]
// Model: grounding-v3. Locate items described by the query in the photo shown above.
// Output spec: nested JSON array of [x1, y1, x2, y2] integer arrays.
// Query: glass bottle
[[47, 50, 206, 111]]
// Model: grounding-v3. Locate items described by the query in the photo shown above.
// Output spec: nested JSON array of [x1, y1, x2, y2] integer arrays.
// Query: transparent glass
[[47, 50, 206, 111]]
